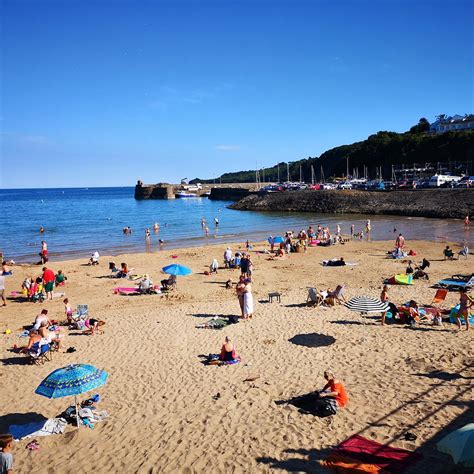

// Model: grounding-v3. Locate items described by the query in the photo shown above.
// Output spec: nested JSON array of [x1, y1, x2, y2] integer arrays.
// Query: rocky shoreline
[[230, 188, 473, 219]]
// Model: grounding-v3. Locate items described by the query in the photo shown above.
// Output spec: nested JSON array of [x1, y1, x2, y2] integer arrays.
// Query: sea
[[1, 187, 471, 263]]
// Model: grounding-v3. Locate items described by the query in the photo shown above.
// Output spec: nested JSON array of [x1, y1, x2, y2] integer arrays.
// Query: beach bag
[[229, 315, 239, 324]]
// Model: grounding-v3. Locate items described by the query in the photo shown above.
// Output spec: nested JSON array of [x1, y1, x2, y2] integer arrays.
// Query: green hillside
[[191, 122, 474, 183]]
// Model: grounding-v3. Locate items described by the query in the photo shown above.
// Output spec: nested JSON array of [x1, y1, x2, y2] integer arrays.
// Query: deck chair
[[307, 288, 323, 307], [328, 285, 346, 304], [431, 289, 448, 306], [161, 275, 177, 291], [27, 340, 52, 365]]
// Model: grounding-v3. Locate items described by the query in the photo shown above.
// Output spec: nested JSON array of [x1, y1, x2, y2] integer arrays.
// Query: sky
[[1, 0, 473, 188]]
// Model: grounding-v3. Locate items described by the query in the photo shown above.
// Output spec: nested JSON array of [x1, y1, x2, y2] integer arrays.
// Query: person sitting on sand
[[407, 300, 420, 325], [219, 336, 237, 362], [405, 260, 414, 274], [138, 275, 153, 293], [116, 263, 129, 278], [33, 309, 50, 331], [443, 246, 454, 260], [160, 274, 176, 290], [314, 370, 348, 416], [89, 251, 100, 266], [455, 288, 472, 331], [55, 269, 67, 286], [84, 318, 105, 335], [209, 259, 219, 274]]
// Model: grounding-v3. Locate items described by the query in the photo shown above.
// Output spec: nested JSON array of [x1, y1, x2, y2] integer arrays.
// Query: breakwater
[[230, 189, 473, 219]]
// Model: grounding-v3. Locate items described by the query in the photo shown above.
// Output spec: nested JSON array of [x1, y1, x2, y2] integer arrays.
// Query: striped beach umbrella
[[346, 296, 389, 313], [36, 364, 108, 429]]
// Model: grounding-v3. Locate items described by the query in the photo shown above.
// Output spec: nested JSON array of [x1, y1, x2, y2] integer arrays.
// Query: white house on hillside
[[430, 114, 474, 133]]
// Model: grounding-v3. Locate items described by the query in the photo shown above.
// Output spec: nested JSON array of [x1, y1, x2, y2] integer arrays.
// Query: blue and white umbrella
[[36, 364, 108, 428], [162, 264, 192, 276]]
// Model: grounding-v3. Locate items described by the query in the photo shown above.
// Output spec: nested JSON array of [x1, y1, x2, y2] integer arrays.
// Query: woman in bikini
[[455, 288, 472, 331]]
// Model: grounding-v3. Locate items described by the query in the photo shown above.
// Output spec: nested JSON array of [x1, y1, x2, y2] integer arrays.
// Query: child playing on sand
[[0, 433, 14, 474], [63, 298, 73, 323], [455, 288, 472, 331]]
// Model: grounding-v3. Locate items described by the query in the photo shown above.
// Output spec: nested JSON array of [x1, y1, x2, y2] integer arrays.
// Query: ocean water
[[1, 187, 471, 262]]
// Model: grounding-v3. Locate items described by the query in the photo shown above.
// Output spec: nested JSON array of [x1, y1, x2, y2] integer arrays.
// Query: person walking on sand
[[0, 275, 6, 307], [455, 288, 472, 331], [236, 275, 246, 317], [242, 279, 254, 319]]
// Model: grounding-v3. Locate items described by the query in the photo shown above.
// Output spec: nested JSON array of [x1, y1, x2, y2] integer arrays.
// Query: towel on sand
[[322, 434, 422, 473], [9, 418, 67, 440]]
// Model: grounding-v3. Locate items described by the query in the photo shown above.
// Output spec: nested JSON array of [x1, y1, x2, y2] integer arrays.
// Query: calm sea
[[1, 187, 471, 262]]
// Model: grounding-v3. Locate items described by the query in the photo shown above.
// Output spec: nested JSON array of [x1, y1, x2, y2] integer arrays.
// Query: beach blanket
[[196, 317, 232, 329], [449, 305, 474, 325], [113, 287, 140, 295], [9, 417, 67, 440], [322, 434, 422, 473], [385, 274, 413, 285], [205, 354, 241, 365]]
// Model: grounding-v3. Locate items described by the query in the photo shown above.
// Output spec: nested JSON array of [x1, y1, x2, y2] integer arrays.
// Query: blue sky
[[1, 0, 472, 188]]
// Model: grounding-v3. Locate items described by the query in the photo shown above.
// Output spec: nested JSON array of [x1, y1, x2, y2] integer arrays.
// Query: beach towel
[[196, 317, 231, 329], [385, 274, 413, 285], [449, 305, 474, 325], [323, 434, 422, 473], [9, 418, 67, 440], [113, 287, 139, 294]]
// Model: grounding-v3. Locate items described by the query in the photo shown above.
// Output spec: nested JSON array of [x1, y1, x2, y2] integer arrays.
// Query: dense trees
[[191, 126, 474, 184]]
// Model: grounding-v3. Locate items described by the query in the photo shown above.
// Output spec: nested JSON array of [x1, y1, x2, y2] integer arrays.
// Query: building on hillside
[[430, 114, 474, 133]]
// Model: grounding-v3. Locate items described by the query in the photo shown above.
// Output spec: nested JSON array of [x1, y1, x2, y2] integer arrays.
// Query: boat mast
[[287, 162, 290, 182], [277, 165, 280, 183], [311, 165, 315, 185]]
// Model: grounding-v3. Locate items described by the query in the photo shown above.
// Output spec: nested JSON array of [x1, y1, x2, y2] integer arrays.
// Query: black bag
[[314, 398, 337, 417], [229, 315, 239, 324]]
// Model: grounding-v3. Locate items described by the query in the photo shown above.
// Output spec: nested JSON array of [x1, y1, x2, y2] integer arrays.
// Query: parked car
[[337, 182, 352, 190], [456, 176, 474, 188]]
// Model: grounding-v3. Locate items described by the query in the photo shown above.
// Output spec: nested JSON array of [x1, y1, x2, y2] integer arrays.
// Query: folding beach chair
[[431, 289, 448, 306], [307, 288, 323, 307], [328, 285, 346, 304], [26, 340, 52, 365]]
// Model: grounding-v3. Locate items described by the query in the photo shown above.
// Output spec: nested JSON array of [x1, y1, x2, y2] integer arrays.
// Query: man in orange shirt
[[315, 370, 348, 416]]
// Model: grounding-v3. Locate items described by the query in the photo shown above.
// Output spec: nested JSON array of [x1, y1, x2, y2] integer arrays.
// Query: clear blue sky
[[1, 0, 472, 188]]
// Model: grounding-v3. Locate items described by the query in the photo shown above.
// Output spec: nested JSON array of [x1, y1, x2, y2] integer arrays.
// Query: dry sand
[[0, 238, 472, 473]]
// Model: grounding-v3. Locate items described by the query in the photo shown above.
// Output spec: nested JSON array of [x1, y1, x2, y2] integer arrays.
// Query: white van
[[428, 175, 462, 187]]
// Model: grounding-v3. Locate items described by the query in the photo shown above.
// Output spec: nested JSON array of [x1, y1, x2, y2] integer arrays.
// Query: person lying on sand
[[323, 257, 346, 267], [314, 370, 348, 417]]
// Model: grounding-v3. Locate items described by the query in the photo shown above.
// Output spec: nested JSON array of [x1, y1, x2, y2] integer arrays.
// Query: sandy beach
[[0, 238, 472, 473]]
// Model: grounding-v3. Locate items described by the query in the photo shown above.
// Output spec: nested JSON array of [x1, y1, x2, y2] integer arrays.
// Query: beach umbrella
[[437, 423, 474, 467], [35, 364, 108, 429], [162, 264, 192, 276], [345, 296, 389, 313], [269, 236, 285, 244]]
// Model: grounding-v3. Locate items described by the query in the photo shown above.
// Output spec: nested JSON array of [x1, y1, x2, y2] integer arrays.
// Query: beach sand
[[0, 238, 472, 473]]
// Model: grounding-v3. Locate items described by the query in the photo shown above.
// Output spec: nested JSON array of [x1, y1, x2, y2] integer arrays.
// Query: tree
[[409, 117, 430, 134]]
